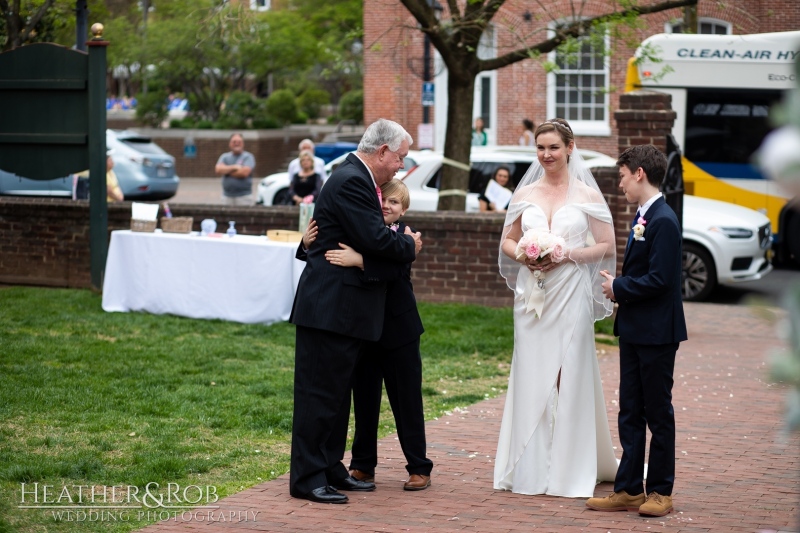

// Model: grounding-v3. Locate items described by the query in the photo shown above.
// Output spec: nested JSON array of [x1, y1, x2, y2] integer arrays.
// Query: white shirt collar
[[639, 192, 662, 218], [354, 153, 379, 190]]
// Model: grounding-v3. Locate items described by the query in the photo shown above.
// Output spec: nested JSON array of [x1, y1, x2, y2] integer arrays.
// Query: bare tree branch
[[479, 0, 697, 72], [21, 0, 55, 43]]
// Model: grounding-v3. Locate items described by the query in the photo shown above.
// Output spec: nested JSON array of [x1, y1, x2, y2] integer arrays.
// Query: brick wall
[[0, 197, 515, 307]]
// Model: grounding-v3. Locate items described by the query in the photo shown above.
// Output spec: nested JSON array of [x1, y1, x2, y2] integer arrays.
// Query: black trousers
[[349, 338, 433, 476], [289, 325, 362, 496], [614, 340, 678, 497]]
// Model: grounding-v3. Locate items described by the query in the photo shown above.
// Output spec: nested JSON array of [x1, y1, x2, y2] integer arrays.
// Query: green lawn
[[0, 286, 614, 532]]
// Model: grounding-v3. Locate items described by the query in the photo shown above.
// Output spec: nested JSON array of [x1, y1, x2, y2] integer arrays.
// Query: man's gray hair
[[298, 138, 315, 150], [358, 119, 413, 154]]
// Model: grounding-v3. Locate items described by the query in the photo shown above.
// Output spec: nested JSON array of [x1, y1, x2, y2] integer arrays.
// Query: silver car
[[0, 130, 179, 201]]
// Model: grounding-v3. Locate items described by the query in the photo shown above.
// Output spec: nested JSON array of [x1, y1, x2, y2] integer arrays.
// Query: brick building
[[363, 0, 800, 156]]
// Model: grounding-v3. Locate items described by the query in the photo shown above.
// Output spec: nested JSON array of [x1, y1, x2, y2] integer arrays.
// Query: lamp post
[[75, 0, 88, 51]]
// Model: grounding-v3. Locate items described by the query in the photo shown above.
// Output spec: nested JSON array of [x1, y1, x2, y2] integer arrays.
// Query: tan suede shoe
[[586, 490, 646, 512], [403, 474, 431, 491], [348, 469, 374, 483], [639, 492, 673, 516]]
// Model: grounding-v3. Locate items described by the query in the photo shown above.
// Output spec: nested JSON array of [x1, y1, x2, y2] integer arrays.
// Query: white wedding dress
[[494, 202, 618, 498]]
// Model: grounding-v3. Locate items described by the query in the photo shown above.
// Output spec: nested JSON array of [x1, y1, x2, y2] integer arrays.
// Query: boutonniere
[[387, 222, 400, 232], [633, 216, 647, 241]]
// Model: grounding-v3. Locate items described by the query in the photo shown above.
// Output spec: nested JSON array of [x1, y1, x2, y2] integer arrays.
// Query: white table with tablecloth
[[102, 230, 305, 324]]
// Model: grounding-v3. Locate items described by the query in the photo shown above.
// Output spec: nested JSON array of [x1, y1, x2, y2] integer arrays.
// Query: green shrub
[[338, 90, 363, 124], [293, 110, 309, 124], [196, 119, 215, 129], [327, 114, 339, 124], [215, 116, 248, 129], [135, 90, 169, 128], [169, 117, 195, 129], [180, 116, 197, 128], [220, 91, 262, 126], [297, 88, 331, 119], [265, 89, 298, 125], [252, 116, 280, 129]]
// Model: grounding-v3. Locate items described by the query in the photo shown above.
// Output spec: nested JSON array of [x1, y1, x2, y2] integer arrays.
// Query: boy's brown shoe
[[586, 490, 646, 512], [638, 492, 673, 517], [348, 469, 375, 483]]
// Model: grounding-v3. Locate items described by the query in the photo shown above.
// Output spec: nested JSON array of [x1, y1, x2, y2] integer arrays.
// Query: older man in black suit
[[288, 119, 422, 504], [588, 145, 687, 518]]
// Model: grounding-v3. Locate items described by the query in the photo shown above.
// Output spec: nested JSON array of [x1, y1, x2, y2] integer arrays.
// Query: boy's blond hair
[[380, 179, 410, 210]]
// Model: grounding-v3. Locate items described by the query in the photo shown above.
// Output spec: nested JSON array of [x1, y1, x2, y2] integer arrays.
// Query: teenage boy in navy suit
[[587, 144, 687, 517]]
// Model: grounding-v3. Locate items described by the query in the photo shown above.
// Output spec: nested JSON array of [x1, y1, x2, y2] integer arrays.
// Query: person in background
[[288, 150, 323, 205], [478, 165, 513, 212], [287, 139, 326, 181], [472, 117, 488, 146], [519, 118, 535, 147], [215, 133, 255, 206], [105, 152, 124, 202], [72, 150, 123, 202]]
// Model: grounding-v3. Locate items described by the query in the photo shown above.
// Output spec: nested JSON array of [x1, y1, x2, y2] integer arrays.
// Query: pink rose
[[550, 242, 566, 263], [525, 242, 541, 259], [302, 195, 314, 204], [638, 216, 647, 225]]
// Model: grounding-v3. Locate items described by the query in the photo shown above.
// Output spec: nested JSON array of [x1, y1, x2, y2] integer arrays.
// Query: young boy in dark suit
[[587, 144, 687, 517], [302, 180, 434, 491]]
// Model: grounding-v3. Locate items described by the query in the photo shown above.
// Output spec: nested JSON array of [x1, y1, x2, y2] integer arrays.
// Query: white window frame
[[250, 0, 270, 12], [665, 17, 731, 35], [546, 24, 611, 136], [474, 25, 498, 145]]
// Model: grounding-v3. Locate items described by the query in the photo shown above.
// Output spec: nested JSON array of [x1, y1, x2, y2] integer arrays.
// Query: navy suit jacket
[[290, 154, 416, 342], [613, 197, 688, 345], [361, 221, 425, 350]]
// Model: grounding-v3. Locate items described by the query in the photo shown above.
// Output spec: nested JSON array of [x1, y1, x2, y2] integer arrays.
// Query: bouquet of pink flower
[[515, 228, 567, 264]]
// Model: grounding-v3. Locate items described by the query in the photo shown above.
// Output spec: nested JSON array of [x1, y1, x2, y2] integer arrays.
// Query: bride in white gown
[[494, 118, 618, 498]]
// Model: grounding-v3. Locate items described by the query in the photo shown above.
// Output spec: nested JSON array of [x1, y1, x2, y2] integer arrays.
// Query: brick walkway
[[141, 302, 798, 533]]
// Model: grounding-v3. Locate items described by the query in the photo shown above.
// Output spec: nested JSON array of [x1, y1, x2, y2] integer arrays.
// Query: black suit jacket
[[613, 197, 688, 345], [361, 221, 425, 350], [290, 154, 416, 342]]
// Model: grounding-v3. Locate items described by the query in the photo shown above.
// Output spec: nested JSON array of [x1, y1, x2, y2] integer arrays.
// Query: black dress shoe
[[330, 475, 376, 492], [300, 486, 349, 504]]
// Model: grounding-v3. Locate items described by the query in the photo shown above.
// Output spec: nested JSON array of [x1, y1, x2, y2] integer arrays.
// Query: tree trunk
[[3, 13, 22, 51], [438, 74, 475, 211]]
